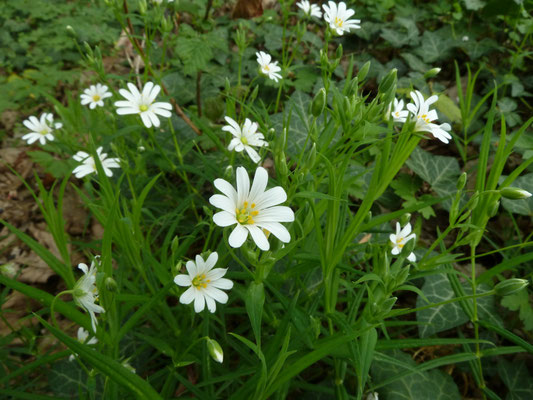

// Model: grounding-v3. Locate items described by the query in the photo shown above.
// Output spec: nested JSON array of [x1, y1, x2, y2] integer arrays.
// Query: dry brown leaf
[[232, 0, 263, 19], [0, 291, 39, 337]]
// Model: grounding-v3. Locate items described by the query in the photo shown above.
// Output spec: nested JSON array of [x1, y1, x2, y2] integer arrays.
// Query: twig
[[196, 70, 202, 117]]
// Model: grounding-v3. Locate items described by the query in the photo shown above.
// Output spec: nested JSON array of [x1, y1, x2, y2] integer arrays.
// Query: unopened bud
[[66, 25, 77, 39], [311, 88, 326, 117], [378, 69, 397, 96], [335, 44, 343, 60], [161, 16, 173, 32], [138, 0, 147, 14], [380, 296, 397, 314], [457, 172, 467, 190], [105, 276, 118, 292], [500, 187, 532, 200], [495, 279, 529, 296], [357, 61, 371, 82], [0, 262, 17, 278], [206, 338, 224, 363], [424, 67, 441, 79]]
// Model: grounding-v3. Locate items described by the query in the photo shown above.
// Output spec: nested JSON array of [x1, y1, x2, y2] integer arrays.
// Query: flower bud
[[311, 88, 326, 117], [105, 277, 118, 292], [138, 0, 147, 15], [495, 279, 529, 296], [424, 67, 441, 79], [206, 338, 224, 363], [335, 44, 343, 60], [378, 69, 397, 96], [161, 16, 173, 32], [0, 262, 17, 279], [357, 61, 371, 82], [65, 25, 77, 39], [500, 187, 532, 200], [456, 172, 467, 191], [379, 296, 397, 314]]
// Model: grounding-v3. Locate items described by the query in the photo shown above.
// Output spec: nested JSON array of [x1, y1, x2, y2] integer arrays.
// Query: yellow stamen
[[251, 203, 256, 208], [334, 17, 344, 27], [92, 94, 101, 102], [139, 104, 149, 112]]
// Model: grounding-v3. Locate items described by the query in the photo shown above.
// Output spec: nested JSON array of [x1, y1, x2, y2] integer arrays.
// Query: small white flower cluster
[[22, 113, 62, 146], [389, 90, 452, 144], [296, 1, 361, 35]]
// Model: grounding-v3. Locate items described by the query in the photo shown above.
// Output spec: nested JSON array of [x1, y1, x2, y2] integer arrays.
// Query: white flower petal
[[228, 224, 248, 248]]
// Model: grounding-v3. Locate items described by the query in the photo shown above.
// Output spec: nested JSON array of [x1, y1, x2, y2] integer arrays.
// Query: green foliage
[[501, 290, 533, 331], [371, 350, 461, 399]]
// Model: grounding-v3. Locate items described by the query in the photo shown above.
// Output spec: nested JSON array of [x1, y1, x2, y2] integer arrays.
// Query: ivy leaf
[[501, 290, 533, 331], [498, 359, 533, 399], [406, 147, 461, 211], [463, 0, 486, 10], [371, 349, 461, 399], [48, 359, 103, 398], [501, 173, 533, 216], [416, 273, 503, 338], [414, 29, 455, 63]]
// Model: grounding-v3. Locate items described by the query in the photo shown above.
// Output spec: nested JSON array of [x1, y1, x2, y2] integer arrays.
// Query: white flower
[[174, 252, 233, 313], [296, 0, 322, 18], [209, 166, 294, 251], [114, 82, 172, 128], [69, 327, 98, 361], [223, 116, 268, 164], [72, 147, 121, 179], [80, 84, 112, 109], [406, 90, 452, 144], [73, 258, 105, 332], [22, 113, 62, 145], [366, 393, 379, 400], [256, 51, 282, 82], [322, 1, 361, 36], [0, 262, 17, 278], [122, 359, 136, 373], [389, 222, 416, 262], [462, 36, 469, 42], [389, 98, 409, 123]]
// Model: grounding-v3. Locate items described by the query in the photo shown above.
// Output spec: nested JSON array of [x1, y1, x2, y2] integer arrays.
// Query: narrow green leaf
[[37, 317, 163, 399], [245, 281, 265, 347]]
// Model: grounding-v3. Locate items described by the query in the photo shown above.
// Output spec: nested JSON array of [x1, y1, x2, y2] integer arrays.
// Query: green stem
[[471, 245, 486, 392], [50, 290, 73, 329]]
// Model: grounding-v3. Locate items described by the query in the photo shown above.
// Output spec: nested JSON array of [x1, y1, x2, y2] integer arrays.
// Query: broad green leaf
[[501, 290, 533, 331], [371, 349, 461, 399], [463, 0, 486, 10], [416, 273, 503, 338], [400, 53, 429, 74], [270, 91, 321, 158], [48, 359, 102, 398], [498, 359, 533, 399], [414, 30, 455, 63], [435, 94, 462, 124], [501, 173, 533, 216], [406, 147, 461, 210], [38, 317, 163, 400]]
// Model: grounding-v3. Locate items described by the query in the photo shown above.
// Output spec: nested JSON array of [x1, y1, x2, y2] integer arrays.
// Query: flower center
[[241, 137, 249, 145], [40, 129, 49, 135], [192, 273, 210, 289], [139, 104, 149, 112], [263, 65, 270, 72], [235, 201, 259, 225], [334, 17, 344, 27], [92, 94, 101, 102]]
